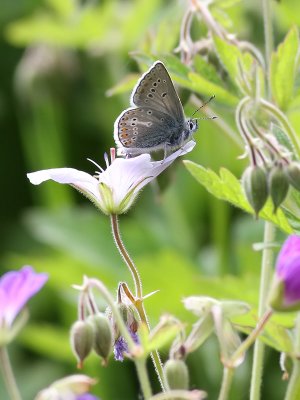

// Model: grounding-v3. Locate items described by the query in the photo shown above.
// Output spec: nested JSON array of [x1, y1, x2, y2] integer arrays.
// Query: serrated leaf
[[183, 72, 239, 106], [213, 35, 254, 94], [270, 26, 299, 110], [193, 54, 224, 86], [184, 161, 293, 233]]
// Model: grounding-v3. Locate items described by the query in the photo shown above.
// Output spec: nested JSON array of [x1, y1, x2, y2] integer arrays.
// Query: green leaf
[[193, 54, 224, 86], [237, 320, 293, 354], [186, 72, 239, 106], [132, 53, 239, 106], [106, 73, 140, 97], [270, 26, 299, 110], [184, 161, 293, 233], [213, 35, 254, 94]]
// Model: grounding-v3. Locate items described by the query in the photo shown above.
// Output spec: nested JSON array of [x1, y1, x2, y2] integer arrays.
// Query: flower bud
[[35, 374, 97, 400], [268, 235, 300, 312], [268, 165, 289, 213], [285, 162, 300, 191], [242, 165, 268, 217], [88, 314, 113, 364], [70, 320, 94, 368], [164, 359, 189, 391]]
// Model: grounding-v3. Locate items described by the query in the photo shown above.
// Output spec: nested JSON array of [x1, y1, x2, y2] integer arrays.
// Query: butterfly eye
[[189, 121, 194, 130]]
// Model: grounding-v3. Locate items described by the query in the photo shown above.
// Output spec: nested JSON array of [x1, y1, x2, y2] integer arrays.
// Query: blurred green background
[[0, 0, 299, 399]]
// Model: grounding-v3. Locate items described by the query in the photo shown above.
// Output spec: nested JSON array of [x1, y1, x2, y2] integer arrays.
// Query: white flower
[[27, 141, 195, 215]]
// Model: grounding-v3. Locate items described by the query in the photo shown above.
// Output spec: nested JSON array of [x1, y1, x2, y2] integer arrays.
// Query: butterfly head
[[184, 118, 198, 141]]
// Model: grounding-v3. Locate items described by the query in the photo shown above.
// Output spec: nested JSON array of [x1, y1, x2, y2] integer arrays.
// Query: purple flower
[[76, 394, 100, 400], [114, 330, 139, 361], [269, 235, 300, 311], [114, 336, 128, 361], [0, 265, 48, 328]]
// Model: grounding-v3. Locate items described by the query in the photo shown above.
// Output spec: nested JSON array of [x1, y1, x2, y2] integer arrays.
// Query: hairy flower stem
[[250, 222, 275, 400], [110, 214, 165, 390], [284, 313, 300, 400], [218, 367, 234, 400], [0, 347, 22, 400]]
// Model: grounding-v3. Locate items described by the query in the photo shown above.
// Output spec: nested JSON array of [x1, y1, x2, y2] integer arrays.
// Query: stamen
[[87, 158, 104, 172], [110, 148, 116, 163], [104, 152, 110, 169]]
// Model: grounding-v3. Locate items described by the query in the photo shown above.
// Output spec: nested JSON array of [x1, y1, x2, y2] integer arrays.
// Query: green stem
[[0, 347, 22, 400], [230, 309, 273, 366], [110, 214, 142, 298], [110, 214, 165, 390], [135, 358, 153, 400], [262, 0, 273, 98], [218, 367, 234, 400], [284, 313, 300, 400], [250, 221, 276, 400]]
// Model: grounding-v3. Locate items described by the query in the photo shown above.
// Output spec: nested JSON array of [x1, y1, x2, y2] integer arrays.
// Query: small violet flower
[[27, 141, 195, 215], [114, 330, 139, 362], [0, 266, 48, 344], [269, 235, 300, 312]]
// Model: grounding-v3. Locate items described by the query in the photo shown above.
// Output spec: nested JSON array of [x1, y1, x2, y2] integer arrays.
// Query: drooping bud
[[268, 165, 289, 213], [70, 320, 94, 369], [284, 162, 300, 191], [268, 235, 300, 312], [88, 313, 113, 365], [164, 359, 189, 390], [242, 165, 268, 217]]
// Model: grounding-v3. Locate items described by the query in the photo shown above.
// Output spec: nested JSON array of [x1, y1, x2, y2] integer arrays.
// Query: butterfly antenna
[[191, 95, 215, 117], [194, 116, 217, 121]]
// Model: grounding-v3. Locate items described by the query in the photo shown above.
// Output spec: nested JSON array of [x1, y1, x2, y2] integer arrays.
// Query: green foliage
[[183, 161, 293, 233], [270, 26, 299, 110]]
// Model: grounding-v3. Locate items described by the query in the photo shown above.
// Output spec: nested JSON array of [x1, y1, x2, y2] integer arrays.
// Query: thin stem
[[250, 221, 276, 400], [229, 309, 273, 366], [109, 214, 165, 390], [135, 300, 165, 390], [0, 346, 22, 400], [89, 278, 136, 348], [284, 313, 300, 400], [218, 367, 234, 400], [262, 0, 274, 98], [110, 214, 142, 298], [135, 358, 153, 400]]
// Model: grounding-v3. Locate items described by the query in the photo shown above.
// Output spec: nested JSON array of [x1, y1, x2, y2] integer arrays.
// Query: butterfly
[[114, 61, 211, 157]]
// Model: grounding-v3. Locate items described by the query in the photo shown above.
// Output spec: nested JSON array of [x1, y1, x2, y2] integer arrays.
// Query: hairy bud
[[285, 162, 300, 191], [70, 320, 94, 368], [269, 165, 289, 213], [242, 165, 268, 217], [164, 359, 189, 390], [88, 314, 113, 365]]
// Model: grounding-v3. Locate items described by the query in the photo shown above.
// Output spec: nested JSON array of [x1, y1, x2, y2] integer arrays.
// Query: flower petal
[[0, 266, 48, 326], [27, 168, 101, 201]]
